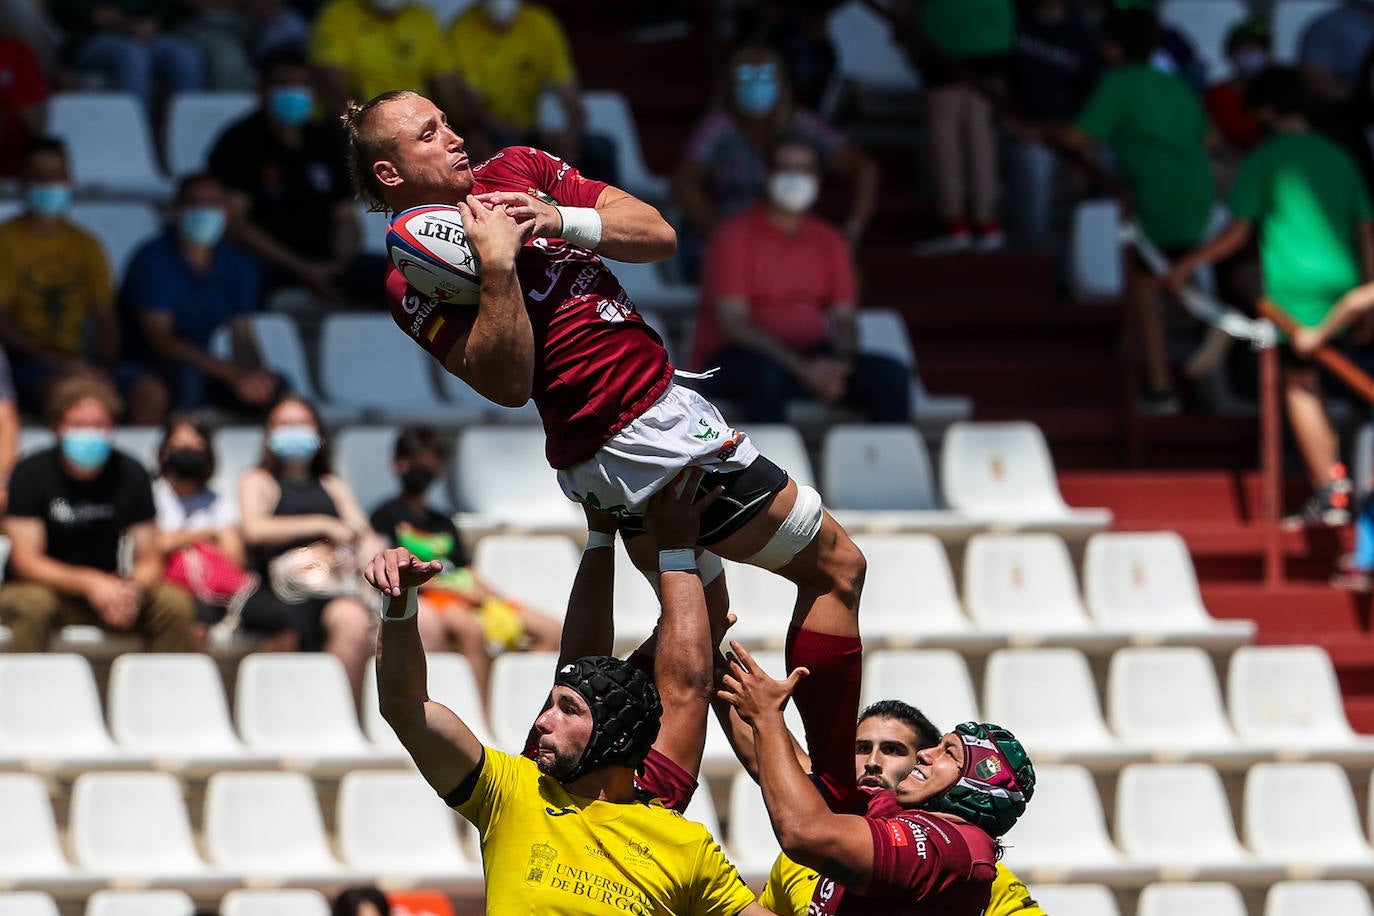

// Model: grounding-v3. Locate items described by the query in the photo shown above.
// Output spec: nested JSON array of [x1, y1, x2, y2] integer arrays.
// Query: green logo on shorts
[[693, 418, 721, 441]]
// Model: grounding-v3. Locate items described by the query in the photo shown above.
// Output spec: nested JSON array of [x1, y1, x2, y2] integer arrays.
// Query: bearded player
[[344, 89, 866, 813]]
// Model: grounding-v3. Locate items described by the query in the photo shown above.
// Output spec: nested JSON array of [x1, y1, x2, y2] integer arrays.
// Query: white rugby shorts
[[557, 382, 760, 518]]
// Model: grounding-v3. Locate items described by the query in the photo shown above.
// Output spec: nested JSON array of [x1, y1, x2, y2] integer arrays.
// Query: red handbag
[[165, 541, 257, 607]]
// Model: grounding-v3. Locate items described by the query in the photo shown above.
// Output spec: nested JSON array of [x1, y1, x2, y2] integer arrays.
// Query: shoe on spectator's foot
[[1138, 388, 1181, 416], [912, 222, 971, 256], [1282, 476, 1353, 530], [973, 222, 1005, 252]]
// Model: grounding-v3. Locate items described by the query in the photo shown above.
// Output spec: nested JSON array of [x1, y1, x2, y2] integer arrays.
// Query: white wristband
[[659, 548, 697, 572], [585, 530, 615, 550], [383, 588, 420, 621], [556, 206, 603, 250]]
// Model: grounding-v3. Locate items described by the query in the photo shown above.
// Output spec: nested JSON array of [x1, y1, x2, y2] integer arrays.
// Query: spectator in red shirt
[[692, 136, 909, 424], [1205, 19, 1270, 157], [0, 36, 48, 179]]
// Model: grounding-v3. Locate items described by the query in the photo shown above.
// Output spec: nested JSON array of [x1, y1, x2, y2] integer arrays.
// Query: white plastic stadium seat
[[437, 365, 540, 423], [1227, 645, 1374, 765], [84, 890, 195, 916], [204, 772, 353, 883], [319, 314, 463, 423], [471, 535, 577, 621], [334, 424, 451, 517], [1136, 882, 1248, 916], [487, 651, 559, 753], [336, 770, 481, 882], [1023, 885, 1120, 916], [1083, 532, 1255, 649], [1266, 880, 1374, 916], [941, 422, 1112, 535], [362, 652, 495, 752], [997, 763, 1149, 886], [983, 648, 1138, 769], [537, 90, 669, 203], [453, 426, 582, 533], [70, 772, 228, 887], [850, 535, 997, 649], [963, 534, 1124, 650], [682, 783, 723, 840], [718, 559, 796, 647], [108, 653, 272, 772], [825, 1, 920, 118], [742, 424, 815, 490], [208, 426, 263, 503], [1274, 0, 1341, 62], [234, 654, 391, 772], [728, 770, 782, 876], [854, 310, 972, 425], [219, 890, 332, 916], [1116, 763, 1281, 883], [1244, 762, 1374, 879], [860, 649, 981, 731], [18, 427, 55, 456], [47, 92, 171, 197], [163, 91, 256, 177], [1069, 199, 1124, 303], [0, 654, 134, 772], [0, 895, 59, 916], [70, 202, 161, 284], [411, 0, 475, 26], [823, 427, 978, 539], [1159, 1, 1250, 80], [239, 314, 359, 424], [608, 258, 698, 314], [110, 426, 162, 472], [611, 545, 662, 651], [0, 773, 98, 892], [357, 201, 388, 256], [1106, 647, 1260, 768]]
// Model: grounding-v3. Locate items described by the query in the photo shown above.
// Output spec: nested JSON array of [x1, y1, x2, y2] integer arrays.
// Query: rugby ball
[[387, 205, 481, 304]]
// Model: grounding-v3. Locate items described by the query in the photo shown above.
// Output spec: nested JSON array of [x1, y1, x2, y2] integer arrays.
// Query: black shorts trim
[[621, 456, 789, 547]]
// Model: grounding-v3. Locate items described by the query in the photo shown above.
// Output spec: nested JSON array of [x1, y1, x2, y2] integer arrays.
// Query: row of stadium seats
[[1038, 880, 1371, 916], [0, 888, 336, 916], [0, 642, 1359, 780]]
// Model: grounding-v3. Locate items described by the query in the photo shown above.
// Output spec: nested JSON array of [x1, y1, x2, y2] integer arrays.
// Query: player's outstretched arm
[[557, 504, 620, 666], [368, 547, 486, 796], [720, 642, 877, 893]]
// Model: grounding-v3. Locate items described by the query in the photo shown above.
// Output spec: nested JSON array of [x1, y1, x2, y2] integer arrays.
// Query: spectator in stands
[[1332, 42, 1374, 194], [897, 0, 1014, 254], [239, 395, 380, 695], [209, 48, 379, 303], [0, 34, 47, 179], [1205, 19, 1270, 160], [50, 0, 204, 113], [333, 887, 390, 916], [1088, 0, 1207, 93], [0, 0, 62, 76], [440, 0, 615, 181], [693, 136, 909, 424], [176, 0, 307, 91], [0, 374, 196, 651], [1168, 67, 1374, 528], [672, 43, 876, 278], [1060, 8, 1215, 415], [0, 137, 167, 424], [310, 0, 447, 120], [151, 413, 258, 644], [729, 0, 838, 111], [120, 173, 280, 422], [1299, 0, 1374, 103], [1006, 0, 1100, 249], [0, 347, 18, 513]]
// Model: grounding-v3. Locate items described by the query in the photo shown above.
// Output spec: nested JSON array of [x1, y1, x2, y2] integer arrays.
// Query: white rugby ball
[[387, 204, 482, 305]]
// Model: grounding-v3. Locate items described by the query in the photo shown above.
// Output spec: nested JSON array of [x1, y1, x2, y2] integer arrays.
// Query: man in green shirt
[[1060, 8, 1215, 415], [1169, 67, 1374, 528]]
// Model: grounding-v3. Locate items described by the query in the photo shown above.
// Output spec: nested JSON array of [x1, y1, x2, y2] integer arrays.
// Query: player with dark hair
[[345, 89, 868, 815]]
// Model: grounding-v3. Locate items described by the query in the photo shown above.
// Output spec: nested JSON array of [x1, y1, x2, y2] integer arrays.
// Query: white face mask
[[767, 170, 819, 213], [484, 0, 520, 26]]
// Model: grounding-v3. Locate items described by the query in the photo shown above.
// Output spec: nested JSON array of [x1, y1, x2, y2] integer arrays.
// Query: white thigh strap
[[746, 484, 824, 571]]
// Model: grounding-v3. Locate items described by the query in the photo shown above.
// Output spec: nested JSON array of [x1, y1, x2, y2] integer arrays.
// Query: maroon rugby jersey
[[809, 790, 997, 915], [386, 146, 674, 469]]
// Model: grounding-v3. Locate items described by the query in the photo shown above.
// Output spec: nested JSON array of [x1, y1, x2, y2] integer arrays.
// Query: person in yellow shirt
[[365, 474, 772, 916], [0, 137, 165, 423], [444, 0, 616, 181], [310, 0, 451, 119]]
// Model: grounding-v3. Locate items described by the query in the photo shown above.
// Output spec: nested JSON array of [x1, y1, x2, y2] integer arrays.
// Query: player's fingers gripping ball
[[926, 722, 1036, 838], [388, 205, 481, 304]]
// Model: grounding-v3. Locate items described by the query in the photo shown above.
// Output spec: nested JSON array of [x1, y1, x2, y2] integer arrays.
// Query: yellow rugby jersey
[[454, 749, 757, 915], [759, 854, 1045, 915]]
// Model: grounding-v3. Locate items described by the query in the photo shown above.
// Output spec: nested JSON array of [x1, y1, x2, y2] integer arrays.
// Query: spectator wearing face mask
[[311, 0, 450, 121], [0, 374, 196, 652], [208, 47, 381, 304], [119, 173, 281, 423], [1205, 19, 1271, 158], [691, 136, 909, 424], [672, 43, 876, 278]]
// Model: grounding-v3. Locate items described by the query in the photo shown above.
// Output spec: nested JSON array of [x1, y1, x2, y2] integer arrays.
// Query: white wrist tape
[[383, 588, 420, 621], [556, 206, 603, 250], [659, 548, 697, 573], [585, 530, 615, 550]]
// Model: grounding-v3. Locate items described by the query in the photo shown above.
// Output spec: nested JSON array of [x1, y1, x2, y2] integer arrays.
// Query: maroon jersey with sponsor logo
[[386, 146, 674, 469], [809, 790, 997, 915]]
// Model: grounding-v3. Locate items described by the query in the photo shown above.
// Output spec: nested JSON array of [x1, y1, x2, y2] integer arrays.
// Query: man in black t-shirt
[[0, 376, 195, 651], [207, 46, 385, 304]]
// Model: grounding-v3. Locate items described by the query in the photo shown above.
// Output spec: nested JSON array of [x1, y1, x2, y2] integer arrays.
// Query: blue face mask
[[179, 206, 226, 246], [269, 86, 315, 127], [268, 424, 320, 462], [733, 63, 780, 116], [26, 183, 72, 217], [61, 429, 113, 471]]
